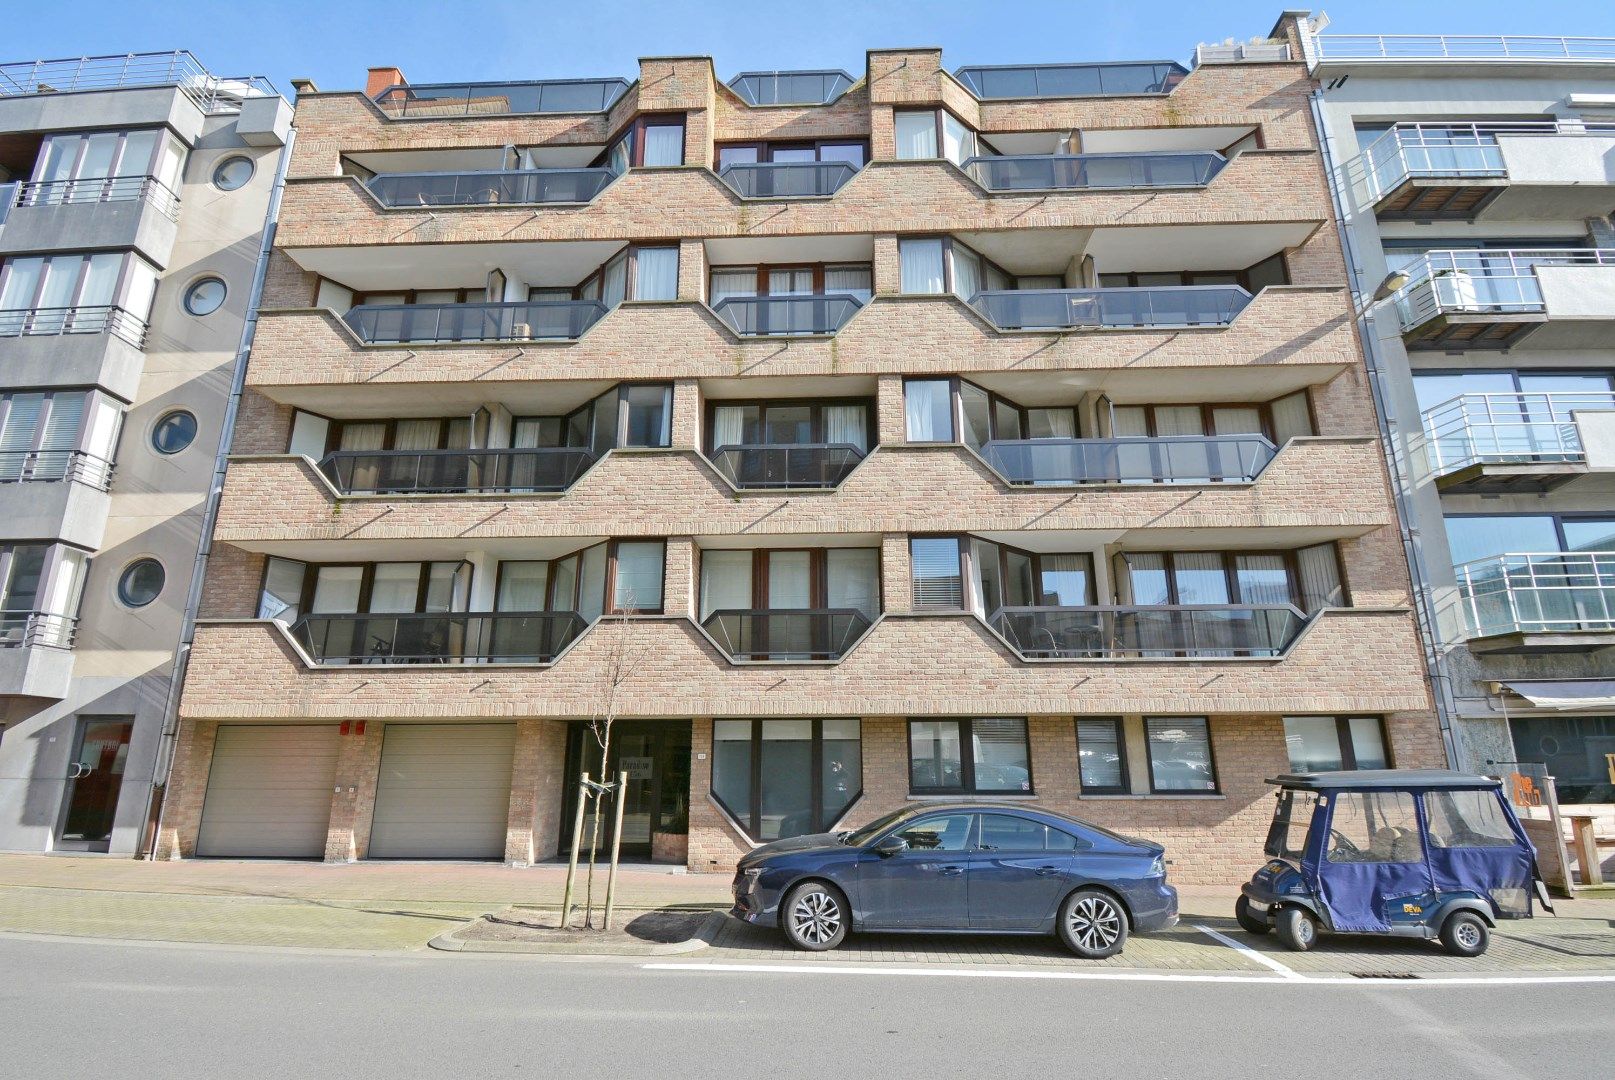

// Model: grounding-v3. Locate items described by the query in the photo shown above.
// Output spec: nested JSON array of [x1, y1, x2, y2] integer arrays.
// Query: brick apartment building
[[151, 11, 1445, 882]]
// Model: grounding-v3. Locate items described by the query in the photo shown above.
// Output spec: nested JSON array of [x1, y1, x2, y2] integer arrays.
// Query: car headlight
[[741, 867, 766, 883]]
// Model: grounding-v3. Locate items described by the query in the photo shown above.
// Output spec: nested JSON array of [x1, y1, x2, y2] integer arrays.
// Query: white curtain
[[367, 563, 421, 613], [701, 550, 754, 618], [641, 124, 684, 167], [1211, 407, 1263, 436], [899, 239, 945, 294], [709, 269, 757, 304], [823, 405, 867, 451], [1270, 391, 1314, 444], [1026, 408, 1075, 438], [826, 549, 879, 618], [767, 552, 812, 609], [1234, 554, 1291, 606], [941, 112, 977, 165], [1151, 406, 1205, 437], [497, 562, 549, 611], [904, 379, 951, 441], [894, 111, 939, 159], [951, 245, 982, 301], [634, 247, 679, 300], [824, 266, 872, 303], [310, 566, 363, 614], [1297, 543, 1344, 612], [602, 254, 628, 307], [712, 406, 746, 449], [392, 419, 440, 451], [338, 423, 386, 452]]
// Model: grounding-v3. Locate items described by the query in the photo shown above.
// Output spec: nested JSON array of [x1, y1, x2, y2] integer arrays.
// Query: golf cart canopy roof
[[1266, 770, 1503, 792]]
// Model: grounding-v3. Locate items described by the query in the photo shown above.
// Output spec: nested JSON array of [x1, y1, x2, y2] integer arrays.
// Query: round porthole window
[[184, 277, 227, 317], [212, 155, 254, 191], [152, 410, 198, 455], [1539, 736, 1561, 756], [117, 559, 165, 608]]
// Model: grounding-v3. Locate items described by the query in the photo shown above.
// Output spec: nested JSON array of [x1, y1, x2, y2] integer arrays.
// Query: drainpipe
[[1308, 88, 1460, 769], [143, 127, 296, 858]]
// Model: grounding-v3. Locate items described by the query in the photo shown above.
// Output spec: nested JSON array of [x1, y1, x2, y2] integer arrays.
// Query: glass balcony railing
[[1455, 552, 1615, 638], [971, 286, 1251, 331], [343, 300, 609, 344], [990, 604, 1306, 659], [717, 161, 859, 199], [0, 182, 15, 226], [372, 79, 629, 117], [1421, 392, 1615, 477], [727, 70, 855, 106], [15, 175, 181, 220], [979, 435, 1276, 486], [366, 168, 616, 207], [965, 152, 1225, 192], [1313, 35, 1615, 62], [955, 62, 1187, 99], [0, 449, 114, 490], [0, 305, 147, 347], [318, 447, 597, 495], [1392, 249, 1615, 331], [0, 611, 77, 649], [291, 610, 587, 664], [707, 443, 866, 488], [701, 608, 875, 661], [711, 294, 864, 336]]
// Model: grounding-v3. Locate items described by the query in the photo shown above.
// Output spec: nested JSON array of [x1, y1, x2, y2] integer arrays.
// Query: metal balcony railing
[[0, 449, 114, 490], [0, 305, 147, 347], [971, 285, 1251, 331], [954, 62, 1187, 99], [707, 443, 865, 488], [1392, 249, 1615, 331], [717, 161, 859, 199], [711, 294, 863, 336], [318, 447, 597, 494], [727, 70, 856, 106], [980, 435, 1276, 486], [1454, 552, 1615, 638], [0, 52, 275, 113], [343, 300, 609, 344], [701, 608, 874, 661], [1313, 35, 1615, 62], [15, 175, 181, 220], [965, 151, 1226, 192], [366, 168, 616, 207], [371, 79, 629, 117], [1421, 392, 1615, 477], [0, 610, 76, 649], [291, 610, 587, 664], [990, 604, 1306, 659]]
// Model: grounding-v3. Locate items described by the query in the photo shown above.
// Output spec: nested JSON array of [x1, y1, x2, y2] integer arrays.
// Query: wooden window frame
[[701, 396, 876, 453], [713, 138, 871, 170], [293, 559, 466, 617], [1117, 549, 1306, 608], [593, 112, 687, 169], [706, 261, 873, 301], [905, 717, 1034, 796], [968, 536, 1097, 610]]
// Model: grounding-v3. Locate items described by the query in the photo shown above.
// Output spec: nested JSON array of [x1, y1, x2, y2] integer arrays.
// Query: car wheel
[[1439, 911, 1489, 957], [1058, 888, 1129, 959], [1274, 906, 1318, 952], [1235, 895, 1271, 935], [781, 881, 848, 952]]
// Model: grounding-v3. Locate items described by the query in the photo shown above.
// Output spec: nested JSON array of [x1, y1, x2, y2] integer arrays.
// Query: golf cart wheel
[[781, 881, 848, 952], [1274, 907, 1318, 952], [1439, 911, 1489, 958], [1235, 895, 1271, 935]]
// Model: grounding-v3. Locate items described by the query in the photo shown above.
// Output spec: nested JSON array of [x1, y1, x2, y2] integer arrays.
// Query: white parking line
[[1194, 924, 1305, 980]]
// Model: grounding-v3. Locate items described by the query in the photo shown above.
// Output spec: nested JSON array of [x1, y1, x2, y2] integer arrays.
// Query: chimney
[[365, 66, 406, 98]]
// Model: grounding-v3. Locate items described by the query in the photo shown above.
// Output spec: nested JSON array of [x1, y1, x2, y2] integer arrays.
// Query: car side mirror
[[874, 835, 909, 856]]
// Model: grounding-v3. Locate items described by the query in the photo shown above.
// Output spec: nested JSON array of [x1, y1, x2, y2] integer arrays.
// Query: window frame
[[1096, 252, 1290, 293], [891, 107, 999, 163], [601, 538, 667, 615], [968, 535, 1097, 612], [592, 112, 688, 169], [1101, 393, 1317, 445], [701, 396, 876, 453], [1116, 548, 1322, 609], [697, 546, 884, 617], [896, 235, 1012, 298], [906, 716, 1034, 796], [710, 717, 863, 840], [1142, 716, 1220, 795], [1074, 716, 1130, 795], [714, 139, 870, 169], [706, 261, 874, 301], [1282, 715, 1393, 773], [284, 559, 471, 618], [907, 534, 967, 610]]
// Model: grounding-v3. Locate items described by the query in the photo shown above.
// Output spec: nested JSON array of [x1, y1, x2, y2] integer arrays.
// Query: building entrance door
[[560, 720, 691, 862], [57, 717, 134, 851]]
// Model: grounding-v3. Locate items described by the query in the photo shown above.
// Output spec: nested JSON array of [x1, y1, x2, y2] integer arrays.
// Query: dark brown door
[[58, 717, 134, 850]]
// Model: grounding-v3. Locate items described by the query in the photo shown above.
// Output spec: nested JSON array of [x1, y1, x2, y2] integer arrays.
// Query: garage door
[[367, 724, 516, 859], [195, 725, 340, 858]]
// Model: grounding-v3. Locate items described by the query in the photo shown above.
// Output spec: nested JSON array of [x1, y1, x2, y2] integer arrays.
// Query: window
[[909, 536, 964, 609], [117, 558, 164, 608], [1424, 790, 1516, 849], [898, 239, 946, 294], [903, 378, 954, 441], [0, 252, 158, 332], [894, 111, 940, 159], [705, 399, 872, 453], [711, 718, 861, 840], [610, 540, 665, 613], [151, 410, 197, 455], [1283, 716, 1389, 772], [1326, 791, 1421, 863], [1144, 717, 1217, 793], [697, 548, 880, 621], [258, 557, 306, 621], [0, 390, 114, 483], [183, 277, 227, 317], [1076, 718, 1128, 794], [1506, 715, 1615, 805], [894, 812, 973, 851], [979, 813, 1081, 852], [620, 384, 672, 447], [908, 718, 1031, 794], [632, 246, 679, 301], [641, 122, 685, 166], [212, 156, 254, 191]]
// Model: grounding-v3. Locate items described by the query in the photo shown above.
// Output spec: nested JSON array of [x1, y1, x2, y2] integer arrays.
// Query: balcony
[[717, 162, 859, 199], [707, 444, 865, 489], [971, 286, 1252, 332], [1312, 35, 1615, 63], [318, 447, 597, 495], [291, 610, 587, 665], [371, 79, 629, 118], [342, 300, 609, 344], [0, 611, 77, 698], [0, 176, 182, 264], [1394, 250, 1615, 350], [1455, 552, 1615, 654], [366, 168, 617, 207], [1353, 122, 1615, 221], [726, 70, 855, 106], [954, 62, 1187, 99], [711, 294, 863, 337], [990, 604, 1306, 659], [1422, 392, 1615, 493], [0, 305, 147, 348], [0, 181, 14, 227], [700, 608, 874, 662], [979, 435, 1276, 486], [0, 50, 276, 113], [15, 175, 180, 219], [964, 152, 1226, 193], [0, 449, 114, 490]]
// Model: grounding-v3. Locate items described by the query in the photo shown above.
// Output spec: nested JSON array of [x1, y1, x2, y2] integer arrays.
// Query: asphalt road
[[4, 935, 1613, 1080]]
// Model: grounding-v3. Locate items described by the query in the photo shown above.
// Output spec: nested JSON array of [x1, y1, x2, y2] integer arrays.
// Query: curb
[[429, 910, 726, 956]]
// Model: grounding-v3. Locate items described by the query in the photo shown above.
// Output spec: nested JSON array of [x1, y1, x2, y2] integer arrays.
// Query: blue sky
[[6, 0, 1614, 94]]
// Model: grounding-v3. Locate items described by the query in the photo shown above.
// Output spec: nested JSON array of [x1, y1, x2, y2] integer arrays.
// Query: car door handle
[[1034, 866, 1060, 877], [938, 865, 965, 876]]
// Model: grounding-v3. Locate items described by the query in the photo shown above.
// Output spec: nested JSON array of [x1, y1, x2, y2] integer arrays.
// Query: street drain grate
[[1349, 971, 1420, 979]]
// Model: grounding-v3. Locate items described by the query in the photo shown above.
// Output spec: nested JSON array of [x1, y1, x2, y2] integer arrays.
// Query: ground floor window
[[908, 718, 1032, 794], [1144, 717, 1218, 793], [1282, 716, 1389, 773], [711, 719, 861, 840], [1509, 715, 1615, 804]]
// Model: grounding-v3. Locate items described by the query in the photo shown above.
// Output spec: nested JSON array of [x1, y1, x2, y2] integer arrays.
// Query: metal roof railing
[[0, 51, 276, 112], [1313, 35, 1615, 63]]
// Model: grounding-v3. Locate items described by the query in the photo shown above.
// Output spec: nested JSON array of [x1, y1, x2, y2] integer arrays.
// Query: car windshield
[[1264, 789, 1319, 861], [842, 808, 919, 846]]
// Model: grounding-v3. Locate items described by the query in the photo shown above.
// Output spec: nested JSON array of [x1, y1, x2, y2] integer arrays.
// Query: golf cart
[[1236, 770, 1552, 956]]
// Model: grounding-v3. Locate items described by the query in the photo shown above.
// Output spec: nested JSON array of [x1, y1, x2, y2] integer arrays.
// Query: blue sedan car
[[731, 804, 1177, 958]]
